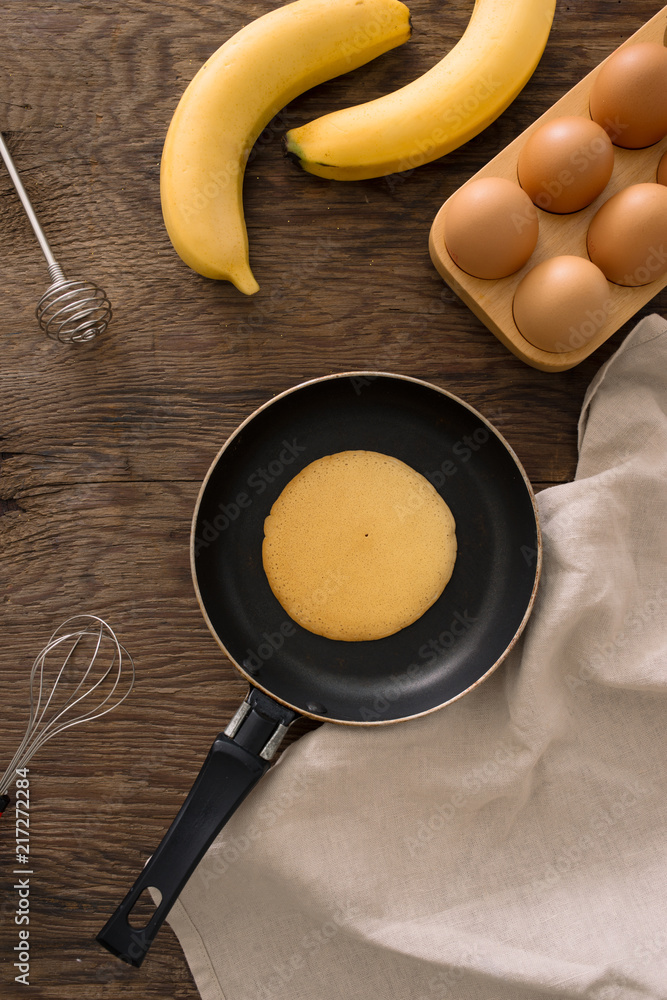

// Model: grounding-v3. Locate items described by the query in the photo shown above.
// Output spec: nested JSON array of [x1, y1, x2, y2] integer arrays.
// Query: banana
[[160, 0, 412, 294], [284, 0, 556, 181]]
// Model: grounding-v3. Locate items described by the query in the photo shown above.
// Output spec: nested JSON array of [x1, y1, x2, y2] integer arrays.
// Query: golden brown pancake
[[262, 450, 457, 641]]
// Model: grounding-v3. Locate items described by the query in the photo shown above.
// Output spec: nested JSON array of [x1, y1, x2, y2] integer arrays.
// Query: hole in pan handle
[[96, 687, 299, 967]]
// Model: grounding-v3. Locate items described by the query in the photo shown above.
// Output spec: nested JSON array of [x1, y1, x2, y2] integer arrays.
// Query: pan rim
[[190, 371, 542, 726]]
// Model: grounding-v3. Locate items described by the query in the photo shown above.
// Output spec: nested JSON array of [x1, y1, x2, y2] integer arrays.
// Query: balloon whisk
[[0, 616, 134, 812]]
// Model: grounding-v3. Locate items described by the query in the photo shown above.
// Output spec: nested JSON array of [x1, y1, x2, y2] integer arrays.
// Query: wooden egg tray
[[429, 6, 667, 372]]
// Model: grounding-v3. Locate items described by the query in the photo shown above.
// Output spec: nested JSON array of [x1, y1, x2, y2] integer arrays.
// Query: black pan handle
[[96, 687, 299, 967]]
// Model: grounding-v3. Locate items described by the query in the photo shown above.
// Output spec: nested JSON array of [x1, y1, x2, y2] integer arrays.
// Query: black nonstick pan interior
[[193, 372, 541, 724]]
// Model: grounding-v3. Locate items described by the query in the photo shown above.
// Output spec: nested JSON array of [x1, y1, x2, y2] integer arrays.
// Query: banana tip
[[233, 274, 260, 295]]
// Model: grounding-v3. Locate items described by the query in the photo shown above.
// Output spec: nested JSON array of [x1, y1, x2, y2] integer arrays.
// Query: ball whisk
[[0, 132, 112, 343], [37, 261, 111, 343], [0, 615, 134, 815]]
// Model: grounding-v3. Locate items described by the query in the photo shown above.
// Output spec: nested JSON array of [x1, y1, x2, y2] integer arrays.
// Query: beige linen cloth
[[166, 315, 667, 1000]]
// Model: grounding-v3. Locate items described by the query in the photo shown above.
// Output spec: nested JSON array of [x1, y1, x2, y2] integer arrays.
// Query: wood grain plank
[[1, 2, 665, 997]]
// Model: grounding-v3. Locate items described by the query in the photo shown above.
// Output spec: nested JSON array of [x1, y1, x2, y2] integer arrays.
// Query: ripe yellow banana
[[160, 0, 412, 294], [285, 0, 556, 181]]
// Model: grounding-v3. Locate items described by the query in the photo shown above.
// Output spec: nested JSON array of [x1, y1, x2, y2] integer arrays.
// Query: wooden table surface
[[1, 1, 665, 996]]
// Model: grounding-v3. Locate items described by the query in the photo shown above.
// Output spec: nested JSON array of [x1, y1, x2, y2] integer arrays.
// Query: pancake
[[261, 450, 457, 641]]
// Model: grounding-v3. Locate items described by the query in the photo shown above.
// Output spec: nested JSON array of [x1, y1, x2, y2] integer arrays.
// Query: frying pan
[[97, 372, 541, 967]]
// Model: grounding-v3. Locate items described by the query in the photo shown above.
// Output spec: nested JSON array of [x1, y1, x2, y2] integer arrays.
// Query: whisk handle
[[96, 687, 297, 967], [0, 132, 59, 271]]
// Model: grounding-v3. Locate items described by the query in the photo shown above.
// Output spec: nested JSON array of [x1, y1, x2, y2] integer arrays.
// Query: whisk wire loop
[[37, 278, 112, 344], [0, 615, 134, 798]]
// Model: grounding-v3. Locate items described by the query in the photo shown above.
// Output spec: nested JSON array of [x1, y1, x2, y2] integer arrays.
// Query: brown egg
[[517, 116, 614, 213], [589, 42, 667, 149], [443, 177, 539, 279], [658, 151, 667, 187], [587, 183, 667, 286], [513, 255, 611, 354]]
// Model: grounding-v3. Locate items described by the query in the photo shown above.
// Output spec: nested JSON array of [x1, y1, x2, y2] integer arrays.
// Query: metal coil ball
[[36, 278, 112, 344]]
